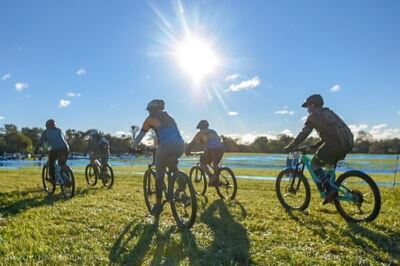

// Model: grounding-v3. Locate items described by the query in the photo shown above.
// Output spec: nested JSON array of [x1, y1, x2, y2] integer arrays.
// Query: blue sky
[[1, 0, 399, 142]]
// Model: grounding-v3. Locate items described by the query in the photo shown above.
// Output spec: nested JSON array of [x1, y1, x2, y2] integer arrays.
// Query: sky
[[1, 0, 399, 143]]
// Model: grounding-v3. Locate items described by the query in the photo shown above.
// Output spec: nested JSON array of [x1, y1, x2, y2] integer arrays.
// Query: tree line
[[0, 124, 399, 155]]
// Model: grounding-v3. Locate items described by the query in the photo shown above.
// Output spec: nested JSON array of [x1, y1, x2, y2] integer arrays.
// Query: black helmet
[[45, 119, 55, 128], [146, 99, 165, 111], [196, 120, 209, 129], [86, 129, 101, 139], [301, 94, 324, 108]]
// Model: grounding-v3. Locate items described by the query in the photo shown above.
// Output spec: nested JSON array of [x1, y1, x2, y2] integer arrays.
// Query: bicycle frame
[[291, 153, 355, 202]]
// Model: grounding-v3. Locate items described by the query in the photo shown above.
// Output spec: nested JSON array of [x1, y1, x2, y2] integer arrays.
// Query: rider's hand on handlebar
[[283, 144, 294, 153]]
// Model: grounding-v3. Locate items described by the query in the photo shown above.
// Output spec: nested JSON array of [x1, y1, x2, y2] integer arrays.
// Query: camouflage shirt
[[291, 107, 354, 150]]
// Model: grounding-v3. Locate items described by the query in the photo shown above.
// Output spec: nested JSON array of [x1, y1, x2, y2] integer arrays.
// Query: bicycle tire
[[215, 167, 237, 200], [170, 171, 197, 229], [189, 166, 207, 195], [85, 164, 98, 186], [275, 169, 311, 211], [334, 170, 381, 223], [42, 163, 55, 195], [60, 166, 75, 199], [143, 168, 157, 214], [101, 164, 114, 189]]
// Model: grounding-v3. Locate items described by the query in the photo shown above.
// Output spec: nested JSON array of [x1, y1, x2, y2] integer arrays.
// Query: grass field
[[0, 167, 399, 265]]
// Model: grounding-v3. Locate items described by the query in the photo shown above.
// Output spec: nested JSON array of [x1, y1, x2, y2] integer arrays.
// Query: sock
[[315, 168, 330, 190]]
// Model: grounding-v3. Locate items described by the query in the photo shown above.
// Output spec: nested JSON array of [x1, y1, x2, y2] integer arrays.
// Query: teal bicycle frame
[[292, 152, 355, 202]]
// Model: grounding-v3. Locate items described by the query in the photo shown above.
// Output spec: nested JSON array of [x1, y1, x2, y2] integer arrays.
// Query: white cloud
[[228, 111, 239, 116], [224, 133, 274, 145], [275, 110, 295, 115], [0, 116, 4, 120], [275, 106, 295, 115], [349, 123, 400, 139], [301, 116, 307, 122], [58, 99, 71, 108], [330, 84, 341, 92], [15, 82, 28, 91], [67, 92, 81, 97], [226, 76, 260, 92], [115, 131, 131, 137], [349, 124, 368, 137], [225, 74, 239, 82], [281, 129, 294, 137], [76, 68, 86, 76], [2, 73, 11, 80]]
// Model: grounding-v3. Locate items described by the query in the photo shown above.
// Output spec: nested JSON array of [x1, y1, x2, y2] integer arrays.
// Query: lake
[[1, 153, 399, 174]]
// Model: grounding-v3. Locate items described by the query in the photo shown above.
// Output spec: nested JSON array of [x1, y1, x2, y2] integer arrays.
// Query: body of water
[[1, 154, 399, 174]]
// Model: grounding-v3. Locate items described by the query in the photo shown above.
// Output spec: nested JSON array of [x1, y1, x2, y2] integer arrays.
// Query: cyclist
[[131, 99, 185, 215], [284, 94, 354, 204], [85, 129, 110, 176], [34, 119, 70, 184], [185, 120, 224, 187]]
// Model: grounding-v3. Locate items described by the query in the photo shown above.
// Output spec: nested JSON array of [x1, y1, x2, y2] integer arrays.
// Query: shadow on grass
[[0, 188, 62, 218], [109, 216, 160, 265], [286, 210, 400, 264], [109, 199, 250, 264], [199, 199, 250, 264]]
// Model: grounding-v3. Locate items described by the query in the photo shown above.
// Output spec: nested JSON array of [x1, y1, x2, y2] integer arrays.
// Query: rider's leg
[[58, 148, 68, 167], [155, 149, 167, 205], [48, 150, 57, 179], [312, 144, 339, 204], [100, 153, 109, 174], [209, 147, 224, 186], [199, 153, 213, 177]]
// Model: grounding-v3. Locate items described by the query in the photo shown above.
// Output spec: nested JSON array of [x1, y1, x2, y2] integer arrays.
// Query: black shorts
[[312, 144, 349, 167], [200, 147, 224, 165]]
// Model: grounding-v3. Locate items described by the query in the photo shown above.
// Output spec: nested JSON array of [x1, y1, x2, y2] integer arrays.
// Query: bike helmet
[[146, 99, 165, 111], [86, 129, 101, 139], [45, 119, 55, 128], [196, 120, 209, 129], [301, 94, 324, 108]]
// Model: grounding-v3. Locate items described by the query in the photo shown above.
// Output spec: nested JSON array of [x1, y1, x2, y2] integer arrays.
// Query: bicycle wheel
[[143, 168, 158, 214], [334, 170, 381, 223], [101, 164, 114, 189], [215, 167, 237, 200], [60, 166, 75, 199], [275, 169, 311, 211], [42, 164, 55, 195], [85, 164, 98, 186], [170, 171, 197, 229], [189, 166, 207, 195]]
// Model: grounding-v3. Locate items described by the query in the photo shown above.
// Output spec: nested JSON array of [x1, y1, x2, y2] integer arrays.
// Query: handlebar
[[290, 146, 312, 154], [189, 151, 204, 156]]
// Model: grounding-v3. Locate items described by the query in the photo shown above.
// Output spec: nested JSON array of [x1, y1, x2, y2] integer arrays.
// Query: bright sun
[[174, 36, 220, 82]]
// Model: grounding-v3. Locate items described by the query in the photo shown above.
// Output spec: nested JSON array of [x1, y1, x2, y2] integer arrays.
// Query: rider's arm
[[287, 122, 314, 149], [185, 132, 202, 153], [312, 140, 324, 149], [131, 118, 152, 149]]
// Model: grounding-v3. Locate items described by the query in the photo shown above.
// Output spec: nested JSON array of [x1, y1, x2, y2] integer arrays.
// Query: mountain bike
[[275, 147, 381, 223], [40, 154, 75, 199], [142, 148, 197, 229], [85, 157, 114, 188], [188, 151, 237, 200]]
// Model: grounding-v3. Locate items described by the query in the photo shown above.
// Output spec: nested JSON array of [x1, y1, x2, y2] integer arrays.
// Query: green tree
[[249, 136, 269, 153], [21, 127, 44, 148]]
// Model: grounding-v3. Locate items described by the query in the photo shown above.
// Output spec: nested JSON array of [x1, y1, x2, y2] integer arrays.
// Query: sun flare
[[174, 36, 220, 81]]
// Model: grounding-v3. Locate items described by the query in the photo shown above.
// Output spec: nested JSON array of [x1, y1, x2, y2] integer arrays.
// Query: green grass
[[0, 167, 399, 265]]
